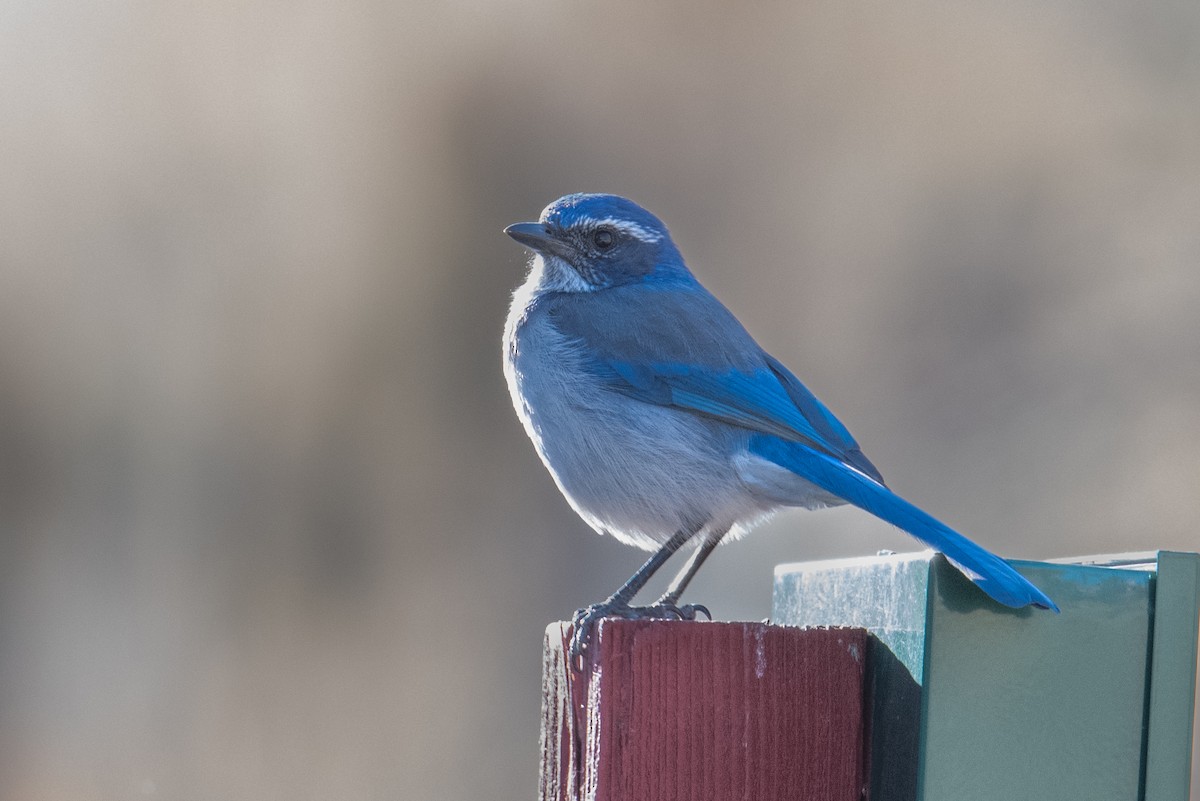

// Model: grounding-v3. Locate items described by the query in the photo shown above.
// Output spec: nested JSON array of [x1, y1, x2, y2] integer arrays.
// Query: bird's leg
[[653, 526, 728, 620], [570, 525, 699, 661]]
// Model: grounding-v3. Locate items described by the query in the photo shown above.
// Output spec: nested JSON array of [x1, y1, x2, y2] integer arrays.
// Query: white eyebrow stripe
[[583, 216, 664, 243]]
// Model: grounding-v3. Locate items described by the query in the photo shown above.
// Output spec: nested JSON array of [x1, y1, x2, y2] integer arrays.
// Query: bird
[[502, 193, 1057, 657]]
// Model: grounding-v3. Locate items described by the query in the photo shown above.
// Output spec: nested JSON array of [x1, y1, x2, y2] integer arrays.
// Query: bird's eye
[[592, 228, 615, 250]]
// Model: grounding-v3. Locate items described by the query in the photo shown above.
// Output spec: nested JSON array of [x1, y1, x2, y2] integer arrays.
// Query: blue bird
[[503, 193, 1057, 655]]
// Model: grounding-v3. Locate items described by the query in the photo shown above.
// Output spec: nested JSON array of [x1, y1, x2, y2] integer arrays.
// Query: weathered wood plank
[[540, 619, 867, 801]]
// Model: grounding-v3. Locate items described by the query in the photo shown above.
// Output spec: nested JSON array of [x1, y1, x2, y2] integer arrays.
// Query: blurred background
[[1, 1, 1198, 798]]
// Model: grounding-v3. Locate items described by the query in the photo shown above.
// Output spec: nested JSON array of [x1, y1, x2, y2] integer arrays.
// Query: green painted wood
[[920, 559, 1150, 801], [1046, 551, 1200, 799], [1144, 552, 1200, 801], [773, 551, 1200, 801]]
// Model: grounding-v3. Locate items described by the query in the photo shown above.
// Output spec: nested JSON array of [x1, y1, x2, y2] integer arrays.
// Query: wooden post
[[540, 619, 868, 801]]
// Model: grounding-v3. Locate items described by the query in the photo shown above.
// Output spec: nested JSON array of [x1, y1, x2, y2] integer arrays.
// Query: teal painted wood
[[1144, 552, 1200, 800], [772, 550, 1200, 801]]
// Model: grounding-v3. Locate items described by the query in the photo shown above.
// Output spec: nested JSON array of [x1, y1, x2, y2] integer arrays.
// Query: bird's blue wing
[[759, 353, 884, 482], [548, 282, 882, 478], [605, 361, 817, 441], [605, 359, 882, 480]]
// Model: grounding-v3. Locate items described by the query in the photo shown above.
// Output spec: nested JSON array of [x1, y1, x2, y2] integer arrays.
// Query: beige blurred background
[[1, 1, 1198, 798]]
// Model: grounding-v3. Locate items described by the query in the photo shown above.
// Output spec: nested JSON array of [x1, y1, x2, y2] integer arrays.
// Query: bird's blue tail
[[751, 436, 1059, 612]]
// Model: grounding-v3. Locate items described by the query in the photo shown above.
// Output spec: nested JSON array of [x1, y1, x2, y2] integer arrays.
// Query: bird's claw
[[568, 600, 714, 666], [674, 602, 712, 621]]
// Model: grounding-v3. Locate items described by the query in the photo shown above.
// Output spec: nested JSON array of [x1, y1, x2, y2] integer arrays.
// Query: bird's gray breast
[[502, 290, 759, 548]]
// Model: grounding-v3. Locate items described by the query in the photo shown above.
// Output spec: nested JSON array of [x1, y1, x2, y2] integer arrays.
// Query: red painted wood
[[540, 620, 868, 801]]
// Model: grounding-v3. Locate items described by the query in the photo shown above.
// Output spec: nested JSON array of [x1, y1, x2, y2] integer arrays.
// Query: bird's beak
[[504, 221, 556, 253]]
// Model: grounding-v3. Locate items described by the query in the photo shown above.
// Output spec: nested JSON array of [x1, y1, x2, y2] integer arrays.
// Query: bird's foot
[[568, 600, 713, 665], [671, 602, 712, 621]]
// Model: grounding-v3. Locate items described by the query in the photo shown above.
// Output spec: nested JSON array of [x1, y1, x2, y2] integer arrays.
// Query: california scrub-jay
[[503, 193, 1056, 655]]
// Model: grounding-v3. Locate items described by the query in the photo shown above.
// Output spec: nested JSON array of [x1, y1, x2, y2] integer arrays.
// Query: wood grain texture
[[541, 620, 867, 801]]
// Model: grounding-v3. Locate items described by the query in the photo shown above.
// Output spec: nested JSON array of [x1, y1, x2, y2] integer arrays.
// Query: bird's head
[[505, 194, 684, 292]]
